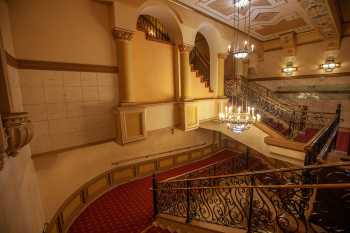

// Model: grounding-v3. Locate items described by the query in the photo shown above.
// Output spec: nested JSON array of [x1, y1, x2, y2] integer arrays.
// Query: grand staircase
[[190, 46, 213, 93]]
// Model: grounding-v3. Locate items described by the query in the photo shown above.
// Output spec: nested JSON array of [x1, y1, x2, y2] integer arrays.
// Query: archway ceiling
[[176, 0, 339, 41]]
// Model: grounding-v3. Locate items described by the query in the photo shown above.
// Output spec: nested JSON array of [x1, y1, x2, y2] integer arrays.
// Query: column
[[113, 28, 135, 104], [179, 44, 193, 100], [217, 53, 227, 97]]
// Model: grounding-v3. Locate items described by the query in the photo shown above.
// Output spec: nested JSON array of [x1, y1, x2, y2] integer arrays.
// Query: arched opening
[[136, 15, 171, 43], [136, 3, 183, 45], [190, 32, 210, 84]]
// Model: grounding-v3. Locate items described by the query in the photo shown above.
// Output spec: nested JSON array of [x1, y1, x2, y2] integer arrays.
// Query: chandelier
[[219, 76, 261, 133], [219, 0, 259, 133], [228, 0, 255, 60]]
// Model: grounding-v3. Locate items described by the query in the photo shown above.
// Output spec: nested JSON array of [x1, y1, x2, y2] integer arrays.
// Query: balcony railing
[[153, 161, 350, 233]]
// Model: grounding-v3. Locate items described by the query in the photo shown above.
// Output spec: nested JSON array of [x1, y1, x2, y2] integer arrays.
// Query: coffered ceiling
[[177, 0, 331, 41]]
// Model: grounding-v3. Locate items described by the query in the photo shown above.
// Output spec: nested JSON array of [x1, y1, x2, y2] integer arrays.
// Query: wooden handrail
[[154, 183, 350, 190], [305, 116, 337, 150], [159, 161, 350, 184]]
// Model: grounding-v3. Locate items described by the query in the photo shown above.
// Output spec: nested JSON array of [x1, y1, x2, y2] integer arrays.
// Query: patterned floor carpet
[[68, 151, 233, 233]]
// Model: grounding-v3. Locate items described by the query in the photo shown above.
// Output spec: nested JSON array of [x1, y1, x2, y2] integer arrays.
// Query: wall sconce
[[282, 62, 297, 76], [320, 57, 340, 72]]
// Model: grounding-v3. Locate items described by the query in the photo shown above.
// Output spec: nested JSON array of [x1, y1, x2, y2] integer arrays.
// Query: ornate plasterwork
[[112, 27, 134, 40], [298, 0, 340, 41], [178, 44, 194, 52], [178, 0, 314, 41]]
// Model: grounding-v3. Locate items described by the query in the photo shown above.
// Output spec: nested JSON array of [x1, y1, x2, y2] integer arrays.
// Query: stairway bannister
[[155, 158, 350, 233]]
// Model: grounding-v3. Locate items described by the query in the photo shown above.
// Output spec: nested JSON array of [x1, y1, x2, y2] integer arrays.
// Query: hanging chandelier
[[228, 0, 255, 60], [219, 76, 261, 133], [219, 0, 260, 133]]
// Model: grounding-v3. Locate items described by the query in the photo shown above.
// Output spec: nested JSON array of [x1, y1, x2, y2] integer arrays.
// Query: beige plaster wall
[[8, 0, 116, 65], [133, 31, 175, 102], [20, 69, 117, 155], [33, 128, 214, 221], [0, 1, 45, 233], [252, 37, 350, 78]]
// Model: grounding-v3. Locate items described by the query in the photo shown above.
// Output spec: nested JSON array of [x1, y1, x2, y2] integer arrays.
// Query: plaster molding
[[298, 0, 341, 48], [112, 27, 134, 41], [178, 44, 194, 52]]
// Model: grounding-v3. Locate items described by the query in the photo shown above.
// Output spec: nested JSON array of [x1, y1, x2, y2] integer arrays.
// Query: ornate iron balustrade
[[224, 79, 338, 138], [137, 15, 171, 43], [153, 161, 350, 233], [304, 104, 341, 166]]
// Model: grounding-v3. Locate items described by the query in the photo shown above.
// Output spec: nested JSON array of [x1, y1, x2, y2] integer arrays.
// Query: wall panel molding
[[5, 52, 118, 73]]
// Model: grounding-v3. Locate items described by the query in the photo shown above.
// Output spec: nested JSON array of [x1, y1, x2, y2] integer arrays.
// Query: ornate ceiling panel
[[177, 0, 315, 41]]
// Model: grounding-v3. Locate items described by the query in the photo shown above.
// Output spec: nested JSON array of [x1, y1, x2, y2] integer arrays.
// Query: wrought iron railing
[[190, 46, 210, 82], [153, 161, 350, 233], [137, 15, 171, 43], [304, 104, 341, 166], [224, 79, 338, 138]]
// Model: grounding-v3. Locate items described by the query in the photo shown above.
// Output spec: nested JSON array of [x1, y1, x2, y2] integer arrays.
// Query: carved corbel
[[0, 112, 33, 160]]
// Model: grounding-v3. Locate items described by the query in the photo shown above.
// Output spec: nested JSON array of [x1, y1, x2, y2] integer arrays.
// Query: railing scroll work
[[153, 157, 350, 233]]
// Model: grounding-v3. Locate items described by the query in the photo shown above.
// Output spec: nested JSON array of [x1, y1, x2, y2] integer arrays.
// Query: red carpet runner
[[68, 151, 233, 233]]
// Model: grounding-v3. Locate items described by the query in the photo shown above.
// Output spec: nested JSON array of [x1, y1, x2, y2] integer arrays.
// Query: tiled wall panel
[[20, 69, 116, 154]]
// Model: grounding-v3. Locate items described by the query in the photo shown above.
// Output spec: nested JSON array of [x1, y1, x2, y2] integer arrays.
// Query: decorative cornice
[[248, 72, 350, 82], [112, 27, 134, 41], [178, 44, 193, 52], [6, 52, 118, 73]]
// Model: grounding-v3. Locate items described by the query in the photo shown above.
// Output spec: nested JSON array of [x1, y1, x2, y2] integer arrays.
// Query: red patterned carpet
[[68, 151, 233, 233]]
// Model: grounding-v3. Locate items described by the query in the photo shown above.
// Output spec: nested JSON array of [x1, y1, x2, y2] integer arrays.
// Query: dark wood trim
[[248, 72, 350, 82], [5, 52, 118, 73]]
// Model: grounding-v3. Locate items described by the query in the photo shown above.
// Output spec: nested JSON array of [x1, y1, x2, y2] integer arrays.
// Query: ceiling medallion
[[320, 57, 340, 72], [228, 0, 255, 60]]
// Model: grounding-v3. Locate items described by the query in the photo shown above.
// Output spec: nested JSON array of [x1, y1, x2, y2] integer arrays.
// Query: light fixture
[[320, 57, 340, 72], [235, 0, 250, 8], [228, 0, 255, 60], [282, 62, 297, 76], [219, 104, 261, 133]]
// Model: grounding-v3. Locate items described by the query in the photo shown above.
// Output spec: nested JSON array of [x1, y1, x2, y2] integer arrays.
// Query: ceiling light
[[234, 0, 249, 8], [320, 57, 340, 72], [282, 62, 297, 76]]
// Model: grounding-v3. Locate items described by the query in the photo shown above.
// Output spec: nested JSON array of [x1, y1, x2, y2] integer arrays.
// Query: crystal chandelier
[[228, 0, 255, 60], [219, 0, 259, 133], [219, 76, 261, 133]]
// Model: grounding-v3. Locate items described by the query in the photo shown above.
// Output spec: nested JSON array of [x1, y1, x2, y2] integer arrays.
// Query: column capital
[[178, 44, 193, 52], [218, 53, 228, 59], [112, 27, 134, 41]]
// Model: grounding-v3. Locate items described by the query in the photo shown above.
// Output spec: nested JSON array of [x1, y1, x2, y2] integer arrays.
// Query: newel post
[[152, 174, 158, 218]]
